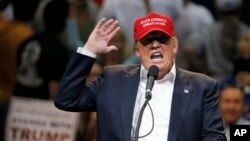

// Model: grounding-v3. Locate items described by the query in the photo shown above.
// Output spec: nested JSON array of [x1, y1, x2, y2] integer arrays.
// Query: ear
[[134, 43, 140, 57], [172, 37, 178, 54], [173, 45, 178, 54]]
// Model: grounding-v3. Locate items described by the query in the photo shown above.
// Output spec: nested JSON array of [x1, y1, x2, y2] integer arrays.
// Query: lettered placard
[[5, 96, 80, 141]]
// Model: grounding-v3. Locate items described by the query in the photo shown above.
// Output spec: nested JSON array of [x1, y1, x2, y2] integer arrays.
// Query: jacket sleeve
[[54, 52, 102, 112], [202, 79, 227, 141]]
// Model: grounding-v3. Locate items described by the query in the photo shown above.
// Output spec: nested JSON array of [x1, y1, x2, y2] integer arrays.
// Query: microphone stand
[[134, 92, 152, 141], [133, 65, 158, 141]]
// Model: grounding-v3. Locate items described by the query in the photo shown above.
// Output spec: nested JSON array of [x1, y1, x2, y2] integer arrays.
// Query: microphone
[[145, 65, 159, 100], [134, 65, 159, 141]]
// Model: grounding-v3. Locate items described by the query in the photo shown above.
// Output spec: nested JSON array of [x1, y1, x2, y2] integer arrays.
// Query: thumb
[[106, 45, 118, 53]]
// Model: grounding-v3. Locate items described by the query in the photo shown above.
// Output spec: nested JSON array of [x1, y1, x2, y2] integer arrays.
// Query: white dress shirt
[[77, 47, 176, 140], [77, 47, 97, 58], [224, 117, 250, 141], [131, 64, 176, 141]]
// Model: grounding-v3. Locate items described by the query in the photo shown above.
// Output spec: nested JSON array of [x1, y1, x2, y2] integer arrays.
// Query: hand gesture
[[84, 18, 121, 55]]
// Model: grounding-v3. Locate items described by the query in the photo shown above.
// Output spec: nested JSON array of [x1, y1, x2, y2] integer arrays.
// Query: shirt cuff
[[77, 47, 97, 58]]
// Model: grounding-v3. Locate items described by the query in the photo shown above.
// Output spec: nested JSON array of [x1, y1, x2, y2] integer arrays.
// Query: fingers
[[90, 18, 120, 54], [95, 18, 107, 29], [98, 18, 120, 33], [104, 19, 119, 34], [109, 26, 121, 40], [95, 18, 120, 37], [102, 19, 115, 30], [95, 18, 115, 33]]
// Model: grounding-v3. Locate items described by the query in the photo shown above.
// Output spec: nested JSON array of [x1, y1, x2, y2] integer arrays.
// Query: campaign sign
[[230, 125, 250, 141], [5, 96, 80, 141]]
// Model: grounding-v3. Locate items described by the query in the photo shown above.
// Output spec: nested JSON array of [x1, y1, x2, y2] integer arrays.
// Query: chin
[[225, 117, 238, 124], [150, 63, 161, 68]]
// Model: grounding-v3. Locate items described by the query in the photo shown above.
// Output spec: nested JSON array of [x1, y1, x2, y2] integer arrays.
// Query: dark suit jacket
[[54, 52, 226, 141]]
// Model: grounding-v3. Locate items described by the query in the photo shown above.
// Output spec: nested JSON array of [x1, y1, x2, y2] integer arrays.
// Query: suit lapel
[[168, 68, 193, 141], [120, 66, 141, 141]]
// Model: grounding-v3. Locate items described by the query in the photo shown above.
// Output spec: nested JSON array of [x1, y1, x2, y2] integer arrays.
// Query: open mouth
[[151, 52, 163, 59], [150, 52, 163, 62]]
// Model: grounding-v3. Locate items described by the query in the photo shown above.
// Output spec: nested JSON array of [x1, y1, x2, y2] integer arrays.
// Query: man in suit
[[54, 12, 226, 141]]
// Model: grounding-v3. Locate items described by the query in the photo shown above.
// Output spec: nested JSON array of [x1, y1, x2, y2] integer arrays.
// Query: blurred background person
[[233, 32, 250, 119], [191, 0, 216, 18], [175, 0, 215, 47], [233, 32, 250, 90], [13, 0, 70, 100], [33, 0, 96, 51], [76, 0, 99, 45], [0, 1, 12, 139], [0, 0, 38, 102], [0, 0, 39, 140], [175, 0, 215, 69], [102, 29, 128, 66], [219, 84, 250, 140], [184, 0, 250, 81], [0, 0, 12, 105], [66, 0, 98, 50], [66, 0, 85, 50]]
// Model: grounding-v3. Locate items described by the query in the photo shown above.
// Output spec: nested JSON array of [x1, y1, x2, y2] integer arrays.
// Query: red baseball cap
[[134, 12, 175, 40]]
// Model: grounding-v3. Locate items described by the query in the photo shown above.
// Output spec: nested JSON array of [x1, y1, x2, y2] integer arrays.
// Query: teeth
[[152, 52, 161, 55]]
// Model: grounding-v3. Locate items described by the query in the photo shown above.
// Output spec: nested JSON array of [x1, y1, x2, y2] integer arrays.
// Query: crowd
[[0, 0, 250, 141]]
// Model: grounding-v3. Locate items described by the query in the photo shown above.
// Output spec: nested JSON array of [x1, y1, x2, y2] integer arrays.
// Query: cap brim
[[136, 28, 173, 40]]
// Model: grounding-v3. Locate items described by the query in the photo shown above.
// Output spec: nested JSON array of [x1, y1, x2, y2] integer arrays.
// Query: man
[[13, 0, 70, 99], [97, 0, 183, 49], [219, 85, 250, 140], [184, 0, 249, 81], [55, 12, 226, 141]]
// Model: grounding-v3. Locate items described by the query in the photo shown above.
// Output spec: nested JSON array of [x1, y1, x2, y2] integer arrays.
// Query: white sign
[[5, 96, 80, 141]]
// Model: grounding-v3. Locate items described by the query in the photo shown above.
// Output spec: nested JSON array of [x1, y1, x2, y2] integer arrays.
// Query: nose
[[151, 40, 161, 49]]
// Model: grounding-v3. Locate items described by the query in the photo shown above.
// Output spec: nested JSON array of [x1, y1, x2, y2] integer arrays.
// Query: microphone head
[[147, 65, 159, 79]]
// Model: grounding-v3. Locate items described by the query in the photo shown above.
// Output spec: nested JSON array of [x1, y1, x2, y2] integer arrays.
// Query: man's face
[[219, 87, 246, 125], [135, 31, 177, 79]]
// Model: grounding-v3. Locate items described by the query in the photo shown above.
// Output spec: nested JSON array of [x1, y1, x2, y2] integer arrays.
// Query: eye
[[139, 37, 154, 46], [156, 34, 170, 44], [157, 38, 169, 44], [139, 32, 171, 46]]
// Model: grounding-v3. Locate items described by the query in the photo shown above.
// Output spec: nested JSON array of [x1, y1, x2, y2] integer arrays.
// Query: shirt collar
[[140, 63, 176, 84]]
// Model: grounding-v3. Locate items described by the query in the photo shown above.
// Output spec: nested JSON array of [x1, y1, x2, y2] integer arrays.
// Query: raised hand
[[84, 18, 121, 55]]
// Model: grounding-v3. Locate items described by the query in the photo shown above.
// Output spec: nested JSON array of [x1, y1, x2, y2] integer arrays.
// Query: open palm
[[85, 18, 121, 55]]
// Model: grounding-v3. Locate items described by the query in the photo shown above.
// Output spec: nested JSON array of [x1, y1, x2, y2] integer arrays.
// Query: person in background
[[67, 0, 83, 47], [102, 29, 128, 66], [175, 0, 215, 69], [98, 0, 184, 65], [233, 32, 250, 89], [1, 0, 39, 139], [176, 0, 215, 46], [54, 12, 226, 141], [184, 0, 250, 81], [0, 0, 38, 102], [13, 0, 70, 100], [233, 32, 250, 120], [0, 0, 13, 139], [219, 84, 250, 140]]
